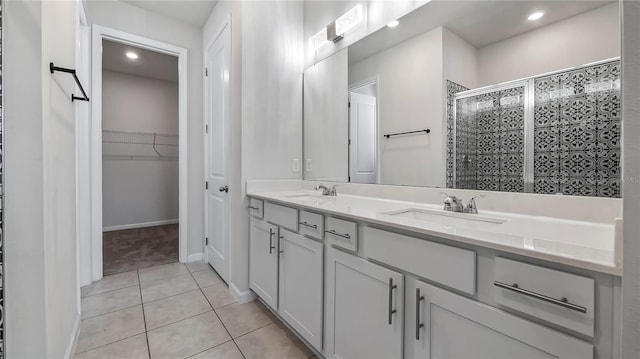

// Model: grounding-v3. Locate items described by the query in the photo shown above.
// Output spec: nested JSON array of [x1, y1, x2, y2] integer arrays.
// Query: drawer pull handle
[[325, 229, 351, 239], [494, 281, 587, 313], [388, 278, 397, 325], [298, 221, 318, 229], [248, 205, 260, 210], [269, 229, 275, 255], [416, 288, 425, 340], [279, 235, 284, 254]]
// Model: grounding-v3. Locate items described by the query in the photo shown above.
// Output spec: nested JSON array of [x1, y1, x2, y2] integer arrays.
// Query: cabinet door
[[406, 279, 593, 359], [249, 218, 279, 309], [278, 229, 323, 351], [325, 248, 403, 359]]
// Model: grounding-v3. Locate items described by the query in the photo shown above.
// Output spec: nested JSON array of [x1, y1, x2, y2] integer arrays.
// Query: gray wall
[[4, 0, 80, 357], [86, 0, 204, 256], [622, 1, 640, 356], [102, 70, 179, 229]]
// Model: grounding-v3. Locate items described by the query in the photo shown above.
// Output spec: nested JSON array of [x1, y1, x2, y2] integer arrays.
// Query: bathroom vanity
[[247, 188, 620, 359]]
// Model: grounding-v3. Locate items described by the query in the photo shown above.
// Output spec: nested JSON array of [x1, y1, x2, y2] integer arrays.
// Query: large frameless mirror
[[303, 0, 621, 198]]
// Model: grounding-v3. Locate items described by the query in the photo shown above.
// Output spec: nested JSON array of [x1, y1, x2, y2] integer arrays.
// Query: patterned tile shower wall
[[534, 60, 620, 197], [1, 2, 4, 356], [446, 81, 469, 188], [447, 60, 620, 198], [455, 87, 526, 192]]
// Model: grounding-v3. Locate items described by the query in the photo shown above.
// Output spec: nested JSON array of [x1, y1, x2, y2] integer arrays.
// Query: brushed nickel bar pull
[[298, 221, 318, 229], [248, 205, 260, 210], [325, 229, 351, 239], [494, 281, 587, 313], [388, 278, 397, 325], [269, 228, 275, 255], [416, 288, 425, 340]]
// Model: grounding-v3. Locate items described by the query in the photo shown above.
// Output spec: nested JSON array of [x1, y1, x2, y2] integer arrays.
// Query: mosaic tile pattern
[[447, 60, 620, 198], [453, 86, 526, 192], [533, 60, 621, 198], [446, 81, 469, 188]]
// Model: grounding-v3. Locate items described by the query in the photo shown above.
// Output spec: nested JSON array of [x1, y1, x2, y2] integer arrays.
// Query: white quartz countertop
[[248, 190, 622, 276]]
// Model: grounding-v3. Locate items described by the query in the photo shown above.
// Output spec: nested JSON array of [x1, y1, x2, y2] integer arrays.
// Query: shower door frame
[[451, 56, 621, 193]]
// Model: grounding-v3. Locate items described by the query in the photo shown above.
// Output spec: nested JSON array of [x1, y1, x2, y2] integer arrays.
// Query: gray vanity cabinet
[[249, 218, 279, 309], [406, 278, 594, 359], [325, 247, 404, 359]]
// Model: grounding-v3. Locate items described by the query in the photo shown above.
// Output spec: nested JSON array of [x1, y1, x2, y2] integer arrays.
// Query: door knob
[[218, 185, 229, 193]]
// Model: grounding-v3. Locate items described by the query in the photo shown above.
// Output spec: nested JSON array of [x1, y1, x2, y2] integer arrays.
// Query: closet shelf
[[102, 130, 178, 161]]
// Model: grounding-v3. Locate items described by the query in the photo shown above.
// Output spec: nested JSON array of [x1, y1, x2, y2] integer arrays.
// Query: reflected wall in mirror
[[303, 0, 621, 197]]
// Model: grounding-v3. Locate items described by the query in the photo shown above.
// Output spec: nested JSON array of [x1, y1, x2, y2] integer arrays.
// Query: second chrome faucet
[[316, 184, 337, 196], [442, 193, 485, 214]]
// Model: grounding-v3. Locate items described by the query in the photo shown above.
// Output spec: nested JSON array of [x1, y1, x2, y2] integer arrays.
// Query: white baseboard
[[103, 219, 179, 232], [64, 313, 81, 359], [230, 282, 256, 304], [187, 252, 203, 262]]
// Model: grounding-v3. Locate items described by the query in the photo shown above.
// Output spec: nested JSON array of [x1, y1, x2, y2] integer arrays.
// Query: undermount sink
[[381, 208, 508, 227]]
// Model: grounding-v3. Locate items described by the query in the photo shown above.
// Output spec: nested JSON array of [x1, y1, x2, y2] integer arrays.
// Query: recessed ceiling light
[[387, 20, 399, 28], [126, 51, 138, 59], [527, 12, 544, 21]]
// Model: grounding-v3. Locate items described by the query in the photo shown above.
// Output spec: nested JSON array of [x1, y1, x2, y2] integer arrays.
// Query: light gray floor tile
[[191, 268, 223, 288], [215, 300, 274, 338], [140, 273, 198, 303], [201, 283, 236, 309], [185, 260, 212, 273], [235, 322, 310, 359], [74, 333, 148, 359], [81, 285, 141, 319], [147, 312, 231, 359], [188, 341, 243, 359], [139, 262, 189, 283], [144, 290, 212, 330], [75, 306, 146, 354], [81, 271, 139, 297]]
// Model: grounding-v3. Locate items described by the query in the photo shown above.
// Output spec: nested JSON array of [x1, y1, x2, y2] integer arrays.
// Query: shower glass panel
[[454, 85, 527, 192], [451, 59, 621, 198]]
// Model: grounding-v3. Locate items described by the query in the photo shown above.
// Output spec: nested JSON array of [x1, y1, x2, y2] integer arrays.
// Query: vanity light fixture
[[387, 20, 399, 28], [311, 28, 331, 50], [126, 51, 139, 59], [310, 4, 364, 48], [527, 11, 544, 21]]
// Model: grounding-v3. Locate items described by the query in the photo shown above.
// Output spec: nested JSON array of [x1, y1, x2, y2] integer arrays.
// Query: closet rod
[[49, 62, 90, 102]]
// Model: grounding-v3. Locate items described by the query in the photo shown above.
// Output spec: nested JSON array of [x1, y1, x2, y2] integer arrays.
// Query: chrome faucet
[[315, 184, 337, 196], [463, 195, 486, 214], [441, 193, 464, 212]]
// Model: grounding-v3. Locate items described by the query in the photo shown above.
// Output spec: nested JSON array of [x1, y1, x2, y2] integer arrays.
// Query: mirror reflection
[[303, 0, 620, 198]]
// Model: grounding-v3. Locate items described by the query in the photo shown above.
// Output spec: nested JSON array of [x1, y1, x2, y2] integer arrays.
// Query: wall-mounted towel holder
[[384, 129, 431, 138], [49, 62, 90, 102]]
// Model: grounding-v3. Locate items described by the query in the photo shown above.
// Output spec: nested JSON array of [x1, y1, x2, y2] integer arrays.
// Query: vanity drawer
[[248, 198, 264, 219], [325, 217, 357, 251], [264, 202, 299, 232], [493, 257, 595, 337], [299, 210, 324, 240], [362, 227, 476, 295]]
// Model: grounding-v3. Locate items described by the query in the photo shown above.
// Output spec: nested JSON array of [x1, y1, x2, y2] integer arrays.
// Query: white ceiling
[[349, 0, 614, 64], [102, 39, 178, 82], [121, 0, 219, 27]]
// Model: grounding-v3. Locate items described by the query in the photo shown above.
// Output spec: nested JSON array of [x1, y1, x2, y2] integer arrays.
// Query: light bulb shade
[[334, 4, 363, 37]]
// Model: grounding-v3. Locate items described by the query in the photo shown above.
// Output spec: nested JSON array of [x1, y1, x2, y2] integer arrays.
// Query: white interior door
[[349, 92, 377, 184], [205, 22, 231, 282]]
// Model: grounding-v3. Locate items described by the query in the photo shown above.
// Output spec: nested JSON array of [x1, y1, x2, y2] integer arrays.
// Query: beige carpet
[[103, 224, 178, 276]]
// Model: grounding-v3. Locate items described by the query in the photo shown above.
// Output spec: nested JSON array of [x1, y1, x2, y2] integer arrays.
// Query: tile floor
[[76, 261, 315, 359]]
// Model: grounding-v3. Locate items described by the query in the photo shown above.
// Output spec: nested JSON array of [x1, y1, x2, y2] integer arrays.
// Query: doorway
[[349, 81, 378, 184], [88, 26, 188, 281]]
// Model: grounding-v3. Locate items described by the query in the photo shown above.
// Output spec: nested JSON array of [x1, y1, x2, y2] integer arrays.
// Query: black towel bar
[[49, 62, 90, 102], [384, 129, 430, 138]]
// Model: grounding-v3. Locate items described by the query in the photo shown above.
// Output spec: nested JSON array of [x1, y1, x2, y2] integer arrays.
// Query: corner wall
[[5, 0, 80, 357]]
